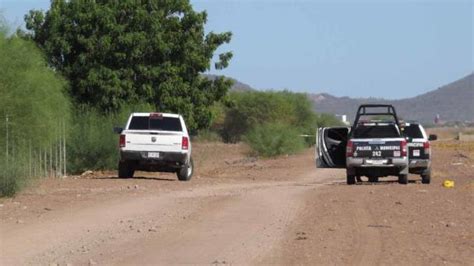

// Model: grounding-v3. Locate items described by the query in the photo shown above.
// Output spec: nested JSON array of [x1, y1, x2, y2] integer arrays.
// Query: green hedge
[[244, 123, 305, 157], [67, 103, 154, 174]]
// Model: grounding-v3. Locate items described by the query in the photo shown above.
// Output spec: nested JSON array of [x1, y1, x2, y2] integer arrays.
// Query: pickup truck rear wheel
[[177, 157, 193, 181], [347, 174, 356, 185], [398, 174, 408, 184], [118, 161, 134, 178], [368, 176, 379, 183], [421, 174, 431, 184]]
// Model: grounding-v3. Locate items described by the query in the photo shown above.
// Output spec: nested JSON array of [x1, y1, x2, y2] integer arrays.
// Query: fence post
[[43, 148, 48, 177], [63, 120, 67, 176], [29, 140, 32, 178], [49, 145, 53, 177], [5, 115, 9, 173]]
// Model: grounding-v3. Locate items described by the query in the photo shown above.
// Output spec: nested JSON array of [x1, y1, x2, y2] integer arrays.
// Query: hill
[[203, 74, 254, 92], [309, 73, 473, 123]]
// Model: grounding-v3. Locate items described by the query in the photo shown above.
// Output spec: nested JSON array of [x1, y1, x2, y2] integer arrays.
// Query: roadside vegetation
[[217, 91, 342, 157], [0, 0, 341, 196], [0, 24, 70, 196], [67, 103, 154, 174]]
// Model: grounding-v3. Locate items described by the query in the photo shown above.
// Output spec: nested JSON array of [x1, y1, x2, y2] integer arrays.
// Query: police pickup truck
[[316, 104, 409, 185], [403, 122, 437, 184], [114, 112, 193, 181]]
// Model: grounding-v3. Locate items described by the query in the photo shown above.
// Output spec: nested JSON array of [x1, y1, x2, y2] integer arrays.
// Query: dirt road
[[1, 141, 473, 265]]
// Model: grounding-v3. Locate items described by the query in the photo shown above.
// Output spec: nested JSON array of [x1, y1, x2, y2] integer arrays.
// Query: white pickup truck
[[115, 112, 193, 181]]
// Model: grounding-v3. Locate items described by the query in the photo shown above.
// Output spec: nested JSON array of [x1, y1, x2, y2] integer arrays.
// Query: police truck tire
[[398, 174, 408, 184], [347, 174, 356, 185], [421, 174, 431, 184], [369, 176, 379, 183]]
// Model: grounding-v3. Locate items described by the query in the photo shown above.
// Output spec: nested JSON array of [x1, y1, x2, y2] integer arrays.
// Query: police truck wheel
[[368, 176, 379, 183], [398, 174, 408, 184], [421, 174, 431, 184], [347, 174, 356, 185]]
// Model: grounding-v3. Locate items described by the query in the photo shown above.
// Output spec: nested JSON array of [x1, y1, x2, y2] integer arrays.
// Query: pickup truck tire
[[347, 174, 356, 185], [368, 176, 379, 183], [421, 174, 431, 184], [118, 161, 134, 179], [398, 174, 408, 184], [177, 157, 193, 181]]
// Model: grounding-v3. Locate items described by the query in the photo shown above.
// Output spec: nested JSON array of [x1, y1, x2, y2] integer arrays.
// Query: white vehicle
[[403, 122, 437, 184], [114, 112, 193, 181]]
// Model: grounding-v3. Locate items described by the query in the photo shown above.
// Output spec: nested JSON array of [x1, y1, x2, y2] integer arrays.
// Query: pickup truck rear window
[[352, 125, 400, 139], [128, 116, 182, 131], [403, 124, 423, 138]]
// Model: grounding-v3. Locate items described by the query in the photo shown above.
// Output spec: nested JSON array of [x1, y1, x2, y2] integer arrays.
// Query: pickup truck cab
[[115, 112, 193, 181], [316, 104, 409, 185], [403, 122, 437, 184]]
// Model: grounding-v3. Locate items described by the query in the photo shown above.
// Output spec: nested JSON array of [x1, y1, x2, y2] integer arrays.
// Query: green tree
[[23, 0, 233, 131]]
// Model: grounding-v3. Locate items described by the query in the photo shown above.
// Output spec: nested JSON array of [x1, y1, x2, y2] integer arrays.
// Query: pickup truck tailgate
[[352, 139, 404, 158], [123, 131, 183, 152]]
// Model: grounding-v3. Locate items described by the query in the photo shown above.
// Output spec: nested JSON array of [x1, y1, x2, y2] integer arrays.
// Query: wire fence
[[3, 115, 67, 179]]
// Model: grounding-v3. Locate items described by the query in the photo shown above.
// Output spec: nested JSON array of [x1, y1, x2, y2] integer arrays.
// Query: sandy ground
[[0, 140, 473, 265]]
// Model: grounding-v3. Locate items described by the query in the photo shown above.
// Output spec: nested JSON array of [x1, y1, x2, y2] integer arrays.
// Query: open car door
[[316, 127, 349, 168]]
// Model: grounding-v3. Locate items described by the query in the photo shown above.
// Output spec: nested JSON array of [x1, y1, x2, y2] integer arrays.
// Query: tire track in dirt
[[1, 169, 333, 265], [350, 202, 382, 266]]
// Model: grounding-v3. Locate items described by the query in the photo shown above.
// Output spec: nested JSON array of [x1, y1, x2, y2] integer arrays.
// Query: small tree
[[23, 0, 233, 131]]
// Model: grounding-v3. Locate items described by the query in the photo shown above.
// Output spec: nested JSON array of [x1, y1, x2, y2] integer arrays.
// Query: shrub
[[221, 91, 314, 143], [244, 123, 305, 157], [315, 113, 345, 128], [67, 103, 154, 174], [0, 23, 70, 197], [193, 129, 223, 142]]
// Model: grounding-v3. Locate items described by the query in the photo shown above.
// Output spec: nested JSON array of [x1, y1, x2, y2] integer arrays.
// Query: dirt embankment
[[1, 140, 473, 265]]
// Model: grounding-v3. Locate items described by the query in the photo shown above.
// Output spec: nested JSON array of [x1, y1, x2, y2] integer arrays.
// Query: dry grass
[[427, 127, 474, 140]]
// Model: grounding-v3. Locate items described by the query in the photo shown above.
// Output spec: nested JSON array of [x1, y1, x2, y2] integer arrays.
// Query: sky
[[1, 0, 472, 99]]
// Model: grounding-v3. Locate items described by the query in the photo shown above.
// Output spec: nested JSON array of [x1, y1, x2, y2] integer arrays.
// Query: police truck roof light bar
[[351, 104, 401, 137]]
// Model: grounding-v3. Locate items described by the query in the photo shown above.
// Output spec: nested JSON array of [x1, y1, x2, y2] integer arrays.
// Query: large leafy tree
[[23, 0, 233, 131]]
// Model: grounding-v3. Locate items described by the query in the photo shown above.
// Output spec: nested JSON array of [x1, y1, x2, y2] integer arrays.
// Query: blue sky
[[1, 0, 472, 99]]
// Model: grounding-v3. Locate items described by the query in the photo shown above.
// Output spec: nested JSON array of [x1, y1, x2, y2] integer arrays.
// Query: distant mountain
[[203, 74, 254, 92], [206, 73, 473, 123], [310, 73, 474, 123]]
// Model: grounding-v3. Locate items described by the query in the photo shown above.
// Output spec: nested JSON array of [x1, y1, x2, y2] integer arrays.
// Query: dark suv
[[402, 122, 437, 184]]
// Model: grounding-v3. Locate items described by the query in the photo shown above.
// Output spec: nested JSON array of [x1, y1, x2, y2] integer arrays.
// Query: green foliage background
[[244, 123, 306, 157], [220, 91, 318, 143], [67, 103, 154, 174], [23, 0, 233, 132], [0, 25, 70, 196], [0, 0, 345, 196]]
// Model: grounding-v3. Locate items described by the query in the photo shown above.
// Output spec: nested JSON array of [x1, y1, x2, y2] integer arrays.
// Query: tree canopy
[[24, 0, 233, 131]]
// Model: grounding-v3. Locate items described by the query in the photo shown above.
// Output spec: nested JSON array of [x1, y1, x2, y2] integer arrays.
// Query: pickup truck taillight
[[182, 136, 189, 150], [346, 140, 354, 157], [119, 134, 126, 148], [401, 139, 407, 157], [424, 141, 430, 155]]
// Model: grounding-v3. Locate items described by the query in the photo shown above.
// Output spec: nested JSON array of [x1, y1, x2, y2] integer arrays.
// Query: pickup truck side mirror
[[428, 134, 437, 141], [113, 126, 123, 134]]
